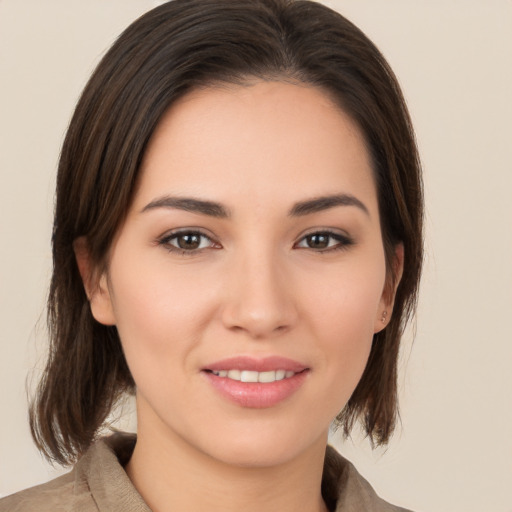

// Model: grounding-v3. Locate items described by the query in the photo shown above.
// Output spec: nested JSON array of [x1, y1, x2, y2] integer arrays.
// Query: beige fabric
[[0, 433, 412, 512]]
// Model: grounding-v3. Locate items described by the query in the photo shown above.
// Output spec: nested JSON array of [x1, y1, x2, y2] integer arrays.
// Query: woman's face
[[89, 81, 395, 467]]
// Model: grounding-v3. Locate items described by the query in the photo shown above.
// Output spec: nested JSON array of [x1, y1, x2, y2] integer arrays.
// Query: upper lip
[[203, 356, 308, 373]]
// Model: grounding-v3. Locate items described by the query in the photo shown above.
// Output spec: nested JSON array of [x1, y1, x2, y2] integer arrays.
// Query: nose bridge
[[222, 241, 297, 338]]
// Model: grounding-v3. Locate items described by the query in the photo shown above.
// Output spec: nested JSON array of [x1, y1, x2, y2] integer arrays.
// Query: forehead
[[135, 81, 377, 214]]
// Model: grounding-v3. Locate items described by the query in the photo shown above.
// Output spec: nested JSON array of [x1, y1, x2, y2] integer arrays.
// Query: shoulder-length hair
[[30, 0, 423, 465]]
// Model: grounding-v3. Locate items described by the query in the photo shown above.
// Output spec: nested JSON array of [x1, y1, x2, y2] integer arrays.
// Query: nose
[[221, 249, 299, 339]]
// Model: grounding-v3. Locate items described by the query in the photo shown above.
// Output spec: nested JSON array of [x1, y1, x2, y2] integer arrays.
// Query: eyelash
[[157, 229, 354, 255], [158, 230, 219, 255], [294, 230, 354, 253]]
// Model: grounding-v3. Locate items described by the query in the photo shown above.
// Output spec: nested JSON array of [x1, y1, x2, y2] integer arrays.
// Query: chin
[[194, 421, 328, 469], [206, 442, 301, 468]]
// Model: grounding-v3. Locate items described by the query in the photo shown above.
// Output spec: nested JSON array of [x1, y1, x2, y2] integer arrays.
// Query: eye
[[158, 230, 218, 253], [295, 231, 353, 251]]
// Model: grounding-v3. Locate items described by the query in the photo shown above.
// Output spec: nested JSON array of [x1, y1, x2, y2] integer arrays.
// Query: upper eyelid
[[295, 227, 351, 241], [157, 228, 219, 248], [157, 227, 352, 246], [294, 229, 354, 249], [159, 227, 215, 240], [158, 229, 220, 255]]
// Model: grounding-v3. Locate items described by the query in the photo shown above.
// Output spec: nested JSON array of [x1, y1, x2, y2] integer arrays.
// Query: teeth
[[241, 370, 259, 383], [210, 369, 297, 383], [258, 371, 276, 383]]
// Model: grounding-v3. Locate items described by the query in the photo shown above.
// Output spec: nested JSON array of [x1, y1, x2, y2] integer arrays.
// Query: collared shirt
[[0, 433, 412, 512]]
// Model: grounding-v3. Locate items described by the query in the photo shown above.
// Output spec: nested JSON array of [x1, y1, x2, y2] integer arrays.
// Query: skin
[[77, 81, 402, 512]]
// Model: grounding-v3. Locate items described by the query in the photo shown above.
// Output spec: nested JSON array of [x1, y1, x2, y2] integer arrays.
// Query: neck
[[126, 415, 329, 512]]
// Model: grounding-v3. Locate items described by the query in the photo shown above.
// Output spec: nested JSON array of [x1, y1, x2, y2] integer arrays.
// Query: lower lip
[[203, 370, 309, 408]]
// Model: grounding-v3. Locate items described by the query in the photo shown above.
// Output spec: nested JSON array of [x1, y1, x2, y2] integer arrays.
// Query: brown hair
[[30, 0, 423, 465]]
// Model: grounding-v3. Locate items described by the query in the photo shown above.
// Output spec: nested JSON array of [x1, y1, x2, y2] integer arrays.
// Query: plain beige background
[[1, 1, 511, 510]]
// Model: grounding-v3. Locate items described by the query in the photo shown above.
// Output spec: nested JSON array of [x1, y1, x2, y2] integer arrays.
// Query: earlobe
[[374, 243, 404, 333], [73, 237, 116, 326]]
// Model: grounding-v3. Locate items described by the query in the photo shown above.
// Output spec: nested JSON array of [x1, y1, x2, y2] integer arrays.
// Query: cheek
[[304, 255, 386, 340], [300, 255, 386, 402], [107, 253, 219, 376], [318, 288, 376, 381]]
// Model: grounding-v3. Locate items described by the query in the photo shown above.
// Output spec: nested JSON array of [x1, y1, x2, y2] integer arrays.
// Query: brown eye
[[159, 230, 216, 253], [295, 231, 354, 252], [305, 233, 330, 249], [176, 233, 202, 250]]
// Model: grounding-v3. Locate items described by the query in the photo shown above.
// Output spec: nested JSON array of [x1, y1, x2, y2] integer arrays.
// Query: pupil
[[309, 234, 328, 249], [178, 234, 200, 250]]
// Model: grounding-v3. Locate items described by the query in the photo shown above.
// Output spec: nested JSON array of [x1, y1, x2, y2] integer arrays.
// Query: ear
[[73, 237, 116, 326], [374, 243, 404, 333]]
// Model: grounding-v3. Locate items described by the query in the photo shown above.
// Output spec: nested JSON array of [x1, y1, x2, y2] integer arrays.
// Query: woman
[[0, 0, 422, 511]]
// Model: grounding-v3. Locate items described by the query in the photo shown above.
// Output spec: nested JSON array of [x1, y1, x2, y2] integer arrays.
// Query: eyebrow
[[140, 193, 369, 218], [141, 196, 230, 218], [288, 194, 369, 217]]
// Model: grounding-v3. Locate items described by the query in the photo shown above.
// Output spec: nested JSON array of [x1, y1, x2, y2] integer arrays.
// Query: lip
[[202, 356, 309, 409], [204, 355, 308, 373]]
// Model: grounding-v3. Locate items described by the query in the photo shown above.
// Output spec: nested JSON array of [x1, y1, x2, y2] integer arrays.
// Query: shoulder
[[0, 470, 90, 512], [324, 445, 414, 512], [0, 433, 145, 512]]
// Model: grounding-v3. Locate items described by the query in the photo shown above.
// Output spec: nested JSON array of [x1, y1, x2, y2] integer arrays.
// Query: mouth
[[206, 369, 298, 383], [202, 356, 309, 408]]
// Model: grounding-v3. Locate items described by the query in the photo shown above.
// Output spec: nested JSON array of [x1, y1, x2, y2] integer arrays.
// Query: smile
[[209, 369, 296, 383], [203, 356, 309, 408]]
